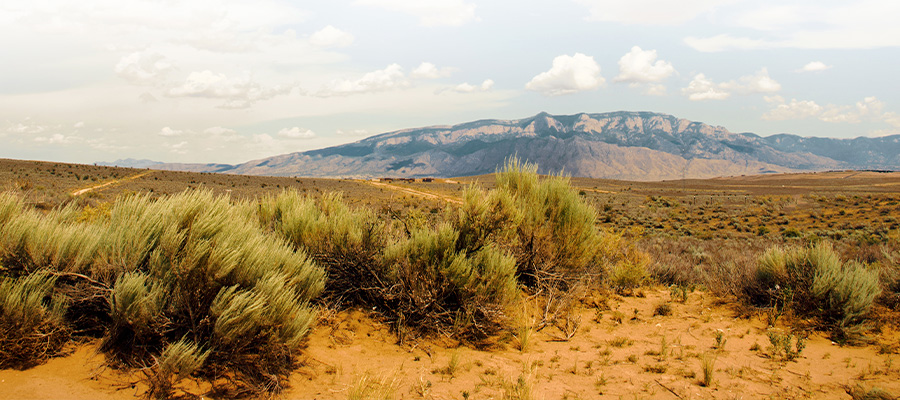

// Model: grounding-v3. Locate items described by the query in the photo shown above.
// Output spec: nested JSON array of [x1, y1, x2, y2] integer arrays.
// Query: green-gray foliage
[[383, 224, 517, 339], [0, 271, 69, 368], [0, 190, 324, 394], [147, 339, 209, 399], [749, 242, 881, 338], [258, 190, 386, 303]]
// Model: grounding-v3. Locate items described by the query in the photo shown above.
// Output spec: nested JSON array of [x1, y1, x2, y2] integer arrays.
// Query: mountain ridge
[[145, 111, 900, 180]]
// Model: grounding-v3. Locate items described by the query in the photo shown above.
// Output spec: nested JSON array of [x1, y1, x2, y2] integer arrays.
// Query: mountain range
[[148, 111, 900, 181]]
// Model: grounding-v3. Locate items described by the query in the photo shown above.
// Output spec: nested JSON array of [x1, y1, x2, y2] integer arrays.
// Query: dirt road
[[366, 181, 462, 204], [71, 171, 154, 196]]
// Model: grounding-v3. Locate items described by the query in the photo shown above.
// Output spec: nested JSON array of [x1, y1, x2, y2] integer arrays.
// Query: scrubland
[[1, 158, 899, 399]]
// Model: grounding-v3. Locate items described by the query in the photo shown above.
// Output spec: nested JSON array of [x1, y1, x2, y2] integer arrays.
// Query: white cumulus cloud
[[720, 68, 781, 94], [762, 99, 823, 120], [115, 51, 174, 85], [411, 62, 454, 79], [166, 70, 293, 109], [355, 0, 477, 27], [309, 25, 354, 48], [316, 64, 409, 97], [158, 126, 185, 137], [763, 96, 897, 127], [444, 79, 495, 94], [798, 61, 832, 73], [682, 74, 730, 101], [614, 46, 675, 83], [683, 69, 780, 101], [526, 53, 604, 97], [277, 127, 316, 139], [820, 97, 884, 123]]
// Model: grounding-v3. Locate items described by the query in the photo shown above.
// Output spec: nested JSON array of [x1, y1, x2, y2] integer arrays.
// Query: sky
[[2, 0, 899, 165]]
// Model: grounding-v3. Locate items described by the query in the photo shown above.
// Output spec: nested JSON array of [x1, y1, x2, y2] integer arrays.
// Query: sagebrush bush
[[0, 190, 325, 395], [382, 224, 517, 339], [260, 189, 523, 340], [0, 271, 70, 369], [747, 242, 881, 337], [258, 190, 387, 304], [457, 158, 639, 293]]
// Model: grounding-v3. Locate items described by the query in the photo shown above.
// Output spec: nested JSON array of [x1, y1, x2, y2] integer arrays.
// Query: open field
[[2, 158, 900, 399]]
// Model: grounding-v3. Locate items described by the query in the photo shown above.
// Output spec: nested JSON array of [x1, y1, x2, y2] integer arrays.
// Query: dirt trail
[[366, 181, 462, 204], [71, 171, 154, 196]]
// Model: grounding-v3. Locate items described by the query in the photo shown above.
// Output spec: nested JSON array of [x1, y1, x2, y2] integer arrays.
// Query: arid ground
[[2, 159, 899, 399]]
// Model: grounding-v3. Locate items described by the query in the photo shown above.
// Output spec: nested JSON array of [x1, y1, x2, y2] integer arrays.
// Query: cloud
[[203, 126, 239, 138], [277, 127, 316, 139], [525, 53, 604, 96], [642, 84, 667, 96], [684, 1, 900, 51], [114, 51, 174, 85], [309, 25, 354, 48], [682, 74, 729, 101], [316, 64, 409, 97], [682, 69, 779, 101], [614, 46, 675, 83], [820, 97, 884, 123], [166, 70, 293, 108], [720, 68, 781, 94], [7, 121, 48, 134], [763, 96, 897, 126], [354, 0, 477, 27], [575, 0, 734, 25], [158, 126, 185, 137], [411, 62, 454, 79], [797, 61, 832, 73], [33, 133, 81, 144], [443, 79, 495, 94], [883, 112, 900, 128], [762, 99, 823, 120]]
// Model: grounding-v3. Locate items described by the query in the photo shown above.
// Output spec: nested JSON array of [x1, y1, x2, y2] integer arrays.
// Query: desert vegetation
[[2, 159, 900, 399]]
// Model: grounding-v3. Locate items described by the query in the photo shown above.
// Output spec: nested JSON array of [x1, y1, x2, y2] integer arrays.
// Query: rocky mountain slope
[[153, 111, 900, 180]]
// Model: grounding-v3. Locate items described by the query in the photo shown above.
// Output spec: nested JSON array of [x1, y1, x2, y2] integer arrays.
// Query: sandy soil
[[2, 291, 898, 400], [0, 343, 142, 400]]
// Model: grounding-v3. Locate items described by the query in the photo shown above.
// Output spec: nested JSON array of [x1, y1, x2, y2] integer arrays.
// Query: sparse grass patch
[[608, 336, 634, 348], [846, 384, 895, 400], [643, 363, 668, 373], [699, 352, 716, 387], [347, 372, 401, 400], [653, 302, 672, 317], [766, 329, 806, 361]]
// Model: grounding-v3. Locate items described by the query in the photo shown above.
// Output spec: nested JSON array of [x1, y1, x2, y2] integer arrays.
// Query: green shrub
[[147, 339, 209, 399], [748, 242, 881, 338], [610, 257, 650, 295], [383, 224, 517, 339], [0, 271, 70, 369], [0, 189, 325, 395], [766, 329, 806, 361], [458, 158, 640, 293], [258, 191, 386, 304]]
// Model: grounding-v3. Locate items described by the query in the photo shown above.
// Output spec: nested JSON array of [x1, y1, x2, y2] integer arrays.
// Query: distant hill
[[96, 158, 163, 169], [153, 111, 900, 180]]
